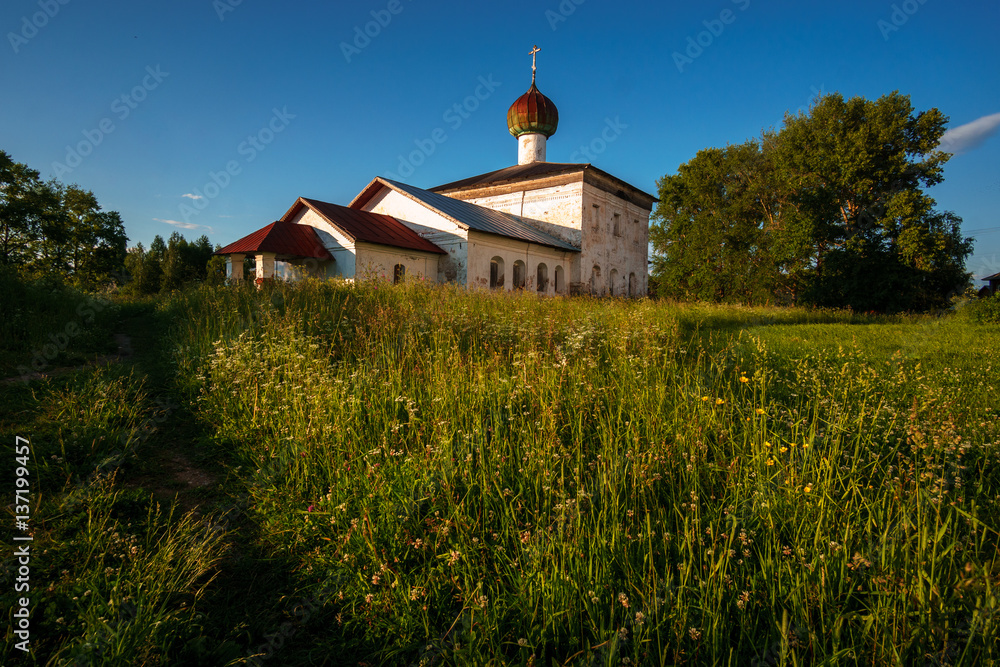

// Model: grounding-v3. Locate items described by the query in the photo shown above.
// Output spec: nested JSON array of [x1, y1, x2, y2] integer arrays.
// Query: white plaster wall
[[457, 182, 584, 248], [467, 230, 574, 295], [355, 243, 440, 283], [580, 184, 650, 296], [289, 207, 356, 278], [518, 133, 547, 165], [361, 187, 469, 284]]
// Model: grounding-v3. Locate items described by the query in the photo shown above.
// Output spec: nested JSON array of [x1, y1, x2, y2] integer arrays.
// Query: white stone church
[[216, 51, 655, 296]]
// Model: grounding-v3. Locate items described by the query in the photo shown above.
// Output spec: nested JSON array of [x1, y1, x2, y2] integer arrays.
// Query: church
[[215, 49, 656, 296]]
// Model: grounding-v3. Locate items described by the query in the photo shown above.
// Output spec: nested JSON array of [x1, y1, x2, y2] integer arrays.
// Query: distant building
[[982, 272, 1000, 296], [215, 48, 655, 296]]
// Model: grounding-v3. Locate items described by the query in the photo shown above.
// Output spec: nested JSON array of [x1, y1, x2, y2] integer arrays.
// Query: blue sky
[[3, 0, 999, 281]]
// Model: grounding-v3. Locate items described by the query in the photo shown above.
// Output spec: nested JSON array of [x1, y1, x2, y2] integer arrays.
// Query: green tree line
[[0, 150, 127, 287], [124, 232, 226, 295], [650, 91, 974, 312], [1, 149, 224, 293]]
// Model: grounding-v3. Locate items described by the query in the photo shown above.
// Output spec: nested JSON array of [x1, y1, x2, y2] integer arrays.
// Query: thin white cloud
[[154, 218, 214, 233], [181, 193, 204, 200], [939, 112, 1000, 155]]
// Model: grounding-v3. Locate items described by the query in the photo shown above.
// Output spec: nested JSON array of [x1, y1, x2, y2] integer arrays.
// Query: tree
[[124, 233, 219, 294], [123, 242, 163, 295], [57, 184, 127, 286], [0, 151, 57, 267], [0, 150, 127, 286], [205, 246, 227, 286], [651, 92, 973, 311], [161, 233, 214, 291], [650, 140, 804, 304]]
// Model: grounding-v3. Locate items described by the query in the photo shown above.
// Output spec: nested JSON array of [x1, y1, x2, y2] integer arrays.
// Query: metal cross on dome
[[530, 45, 540, 83]]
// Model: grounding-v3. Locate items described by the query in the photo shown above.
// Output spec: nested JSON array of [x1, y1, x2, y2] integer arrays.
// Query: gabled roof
[[214, 220, 333, 260], [983, 272, 1000, 281], [431, 162, 658, 209], [282, 197, 446, 255], [350, 178, 579, 252], [433, 162, 588, 191]]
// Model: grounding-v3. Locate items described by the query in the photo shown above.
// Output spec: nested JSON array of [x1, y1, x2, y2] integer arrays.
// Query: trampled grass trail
[[153, 280, 999, 665]]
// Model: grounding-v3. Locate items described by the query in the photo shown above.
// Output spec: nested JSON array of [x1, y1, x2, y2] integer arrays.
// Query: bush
[[966, 293, 1000, 324]]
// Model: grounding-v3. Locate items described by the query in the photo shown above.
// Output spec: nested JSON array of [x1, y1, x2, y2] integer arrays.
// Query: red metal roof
[[214, 220, 333, 259], [282, 197, 446, 255]]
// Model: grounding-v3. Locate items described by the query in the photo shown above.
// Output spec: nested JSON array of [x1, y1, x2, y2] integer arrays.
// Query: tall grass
[[159, 280, 1000, 665], [0, 265, 120, 377], [1, 367, 226, 665]]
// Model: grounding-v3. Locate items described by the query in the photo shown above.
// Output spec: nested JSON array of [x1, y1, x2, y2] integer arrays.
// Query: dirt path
[[109, 322, 223, 514], [4, 323, 222, 512]]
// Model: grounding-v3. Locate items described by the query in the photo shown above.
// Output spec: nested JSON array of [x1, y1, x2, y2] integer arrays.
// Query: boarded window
[[536, 263, 548, 292], [490, 257, 505, 289], [512, 260, 526, 289]]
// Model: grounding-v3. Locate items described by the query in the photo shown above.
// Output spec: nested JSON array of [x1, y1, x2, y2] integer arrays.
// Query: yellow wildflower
[[739, 376, 749, 383], [716, 398, 725, 405]]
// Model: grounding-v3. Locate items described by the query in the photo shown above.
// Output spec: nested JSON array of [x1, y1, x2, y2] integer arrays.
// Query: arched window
[[512, 260, 526, 289], [590, 265, 602, 295], [393, 263, 405, 284], [610, 269, 618, 296], [628, 272, 637, 297], [490, 256, 505, 289], [536, 263, 548, 292], [554, 265, 564, 294]]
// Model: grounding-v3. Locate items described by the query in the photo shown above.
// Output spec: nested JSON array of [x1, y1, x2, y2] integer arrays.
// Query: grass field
[[2, 279, 999, 665]]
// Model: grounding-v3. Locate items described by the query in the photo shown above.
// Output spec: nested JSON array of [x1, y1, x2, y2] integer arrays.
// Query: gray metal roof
[[381, 178, 580, 252], [431, 162, 658, 206]]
